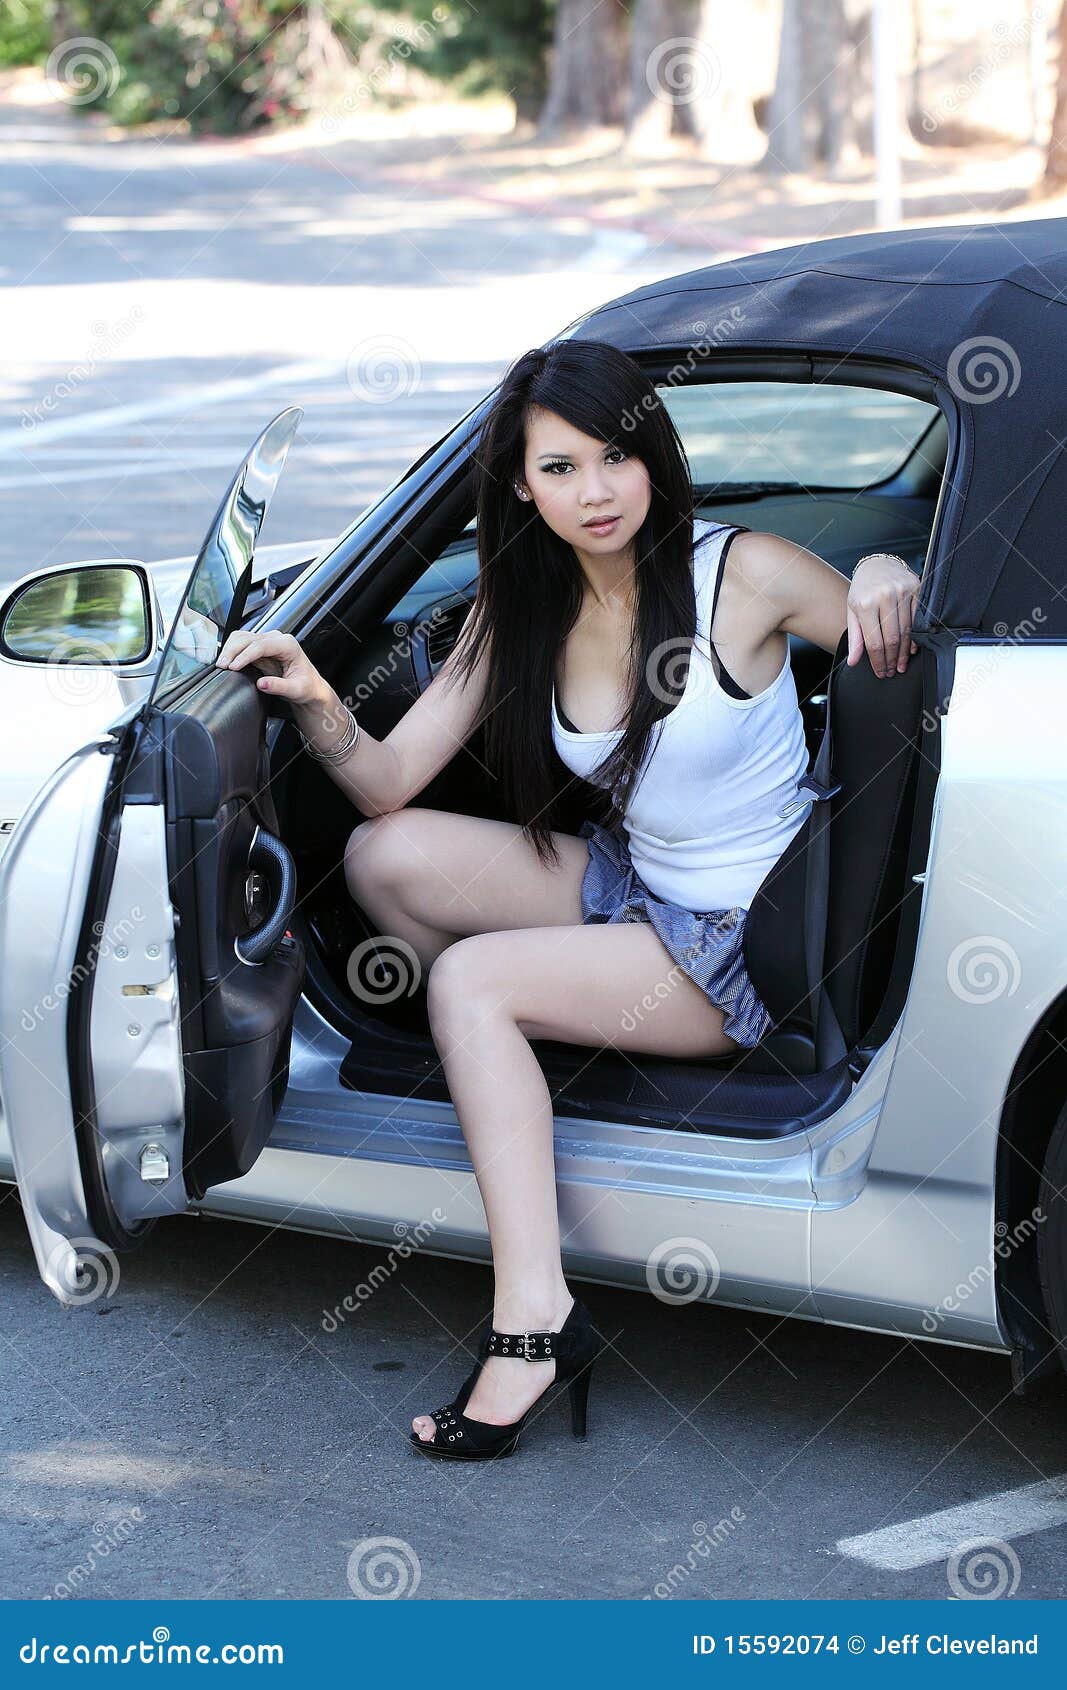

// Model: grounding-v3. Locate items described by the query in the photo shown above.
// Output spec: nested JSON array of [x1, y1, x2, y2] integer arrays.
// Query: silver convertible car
[[2, 219, 1064, 1401]]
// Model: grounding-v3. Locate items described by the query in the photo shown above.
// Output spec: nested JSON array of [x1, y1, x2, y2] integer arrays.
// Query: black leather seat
[[735, 633, 926, 1076], [340, 638, 929, 1136], [528, 636, 928, 1130]]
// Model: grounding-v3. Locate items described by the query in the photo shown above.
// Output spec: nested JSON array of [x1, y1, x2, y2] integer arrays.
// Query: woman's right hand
[[214, 629, 330, 707]]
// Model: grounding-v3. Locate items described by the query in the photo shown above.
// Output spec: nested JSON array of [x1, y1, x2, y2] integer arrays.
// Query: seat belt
[[780, 640, 848, 1074]]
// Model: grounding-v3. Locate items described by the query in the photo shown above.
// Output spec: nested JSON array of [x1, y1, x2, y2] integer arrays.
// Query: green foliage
[[60, 0, 372, 133], [0, 0, 51, 67], [402, 0, 553, 121], [20, 0, 554, 131]]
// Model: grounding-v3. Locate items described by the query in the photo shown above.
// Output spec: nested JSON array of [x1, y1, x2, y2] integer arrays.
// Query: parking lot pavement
[[1, 1199, 1066, 1600]]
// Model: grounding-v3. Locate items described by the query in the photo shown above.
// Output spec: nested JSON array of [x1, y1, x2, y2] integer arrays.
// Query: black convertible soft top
[[568, 217, 1067, 638]]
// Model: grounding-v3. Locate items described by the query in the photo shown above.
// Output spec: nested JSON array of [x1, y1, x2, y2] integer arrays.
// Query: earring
[[514, 484, 529, 499]]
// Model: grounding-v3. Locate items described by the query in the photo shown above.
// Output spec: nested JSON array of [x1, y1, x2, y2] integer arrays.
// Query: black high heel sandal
[[408, 1296, 604, 1460]]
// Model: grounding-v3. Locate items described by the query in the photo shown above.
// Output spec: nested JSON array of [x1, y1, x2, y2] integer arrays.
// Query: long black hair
[[450, 338, 704, 869]]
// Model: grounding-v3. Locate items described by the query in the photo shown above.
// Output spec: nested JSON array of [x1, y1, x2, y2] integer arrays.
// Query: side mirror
[[0, 561, 162, 671]]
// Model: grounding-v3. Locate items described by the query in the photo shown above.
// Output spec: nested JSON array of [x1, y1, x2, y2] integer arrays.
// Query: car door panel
[[117, 684, 306, 1201], [0, 685, 306, 1302], [0, 409, 308, 1304]]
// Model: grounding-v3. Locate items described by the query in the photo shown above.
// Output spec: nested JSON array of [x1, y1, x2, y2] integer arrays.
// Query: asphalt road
[[3, 84, 1067, 1606], [3, 1199, 1067, 1602]]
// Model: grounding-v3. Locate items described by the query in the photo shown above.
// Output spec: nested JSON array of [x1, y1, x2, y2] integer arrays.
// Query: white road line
[[835, 1474, 1067, 1570], [0, 439, 443, 491], [14, 417, 469, 458], [0, 357, 344, 458]]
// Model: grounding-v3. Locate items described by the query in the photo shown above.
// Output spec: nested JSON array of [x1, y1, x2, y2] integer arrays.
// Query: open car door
[[0, 409, 308, 1304]]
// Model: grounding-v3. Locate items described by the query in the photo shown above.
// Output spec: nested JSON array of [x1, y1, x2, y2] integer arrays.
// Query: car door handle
[[234, 825, 297, 965]]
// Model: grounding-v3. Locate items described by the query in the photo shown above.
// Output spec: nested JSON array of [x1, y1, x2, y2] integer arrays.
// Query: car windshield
[[659, 381, 939, 489], [146, 408, 302, 708]]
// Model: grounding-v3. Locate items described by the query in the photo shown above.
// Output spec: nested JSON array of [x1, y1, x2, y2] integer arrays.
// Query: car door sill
[[0, 994, 857, 1192], [333, 1010, 852, 1138]]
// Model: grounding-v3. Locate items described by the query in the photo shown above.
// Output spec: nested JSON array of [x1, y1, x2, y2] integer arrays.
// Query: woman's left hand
[[846, 553, 921, 679]]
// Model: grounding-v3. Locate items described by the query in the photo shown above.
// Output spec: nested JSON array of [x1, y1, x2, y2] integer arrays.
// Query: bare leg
[[344, 807, 590, 977], [412, 922, 739, 1441]]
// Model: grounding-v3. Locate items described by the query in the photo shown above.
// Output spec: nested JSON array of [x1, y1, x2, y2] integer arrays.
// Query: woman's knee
[[344, 809, 424, 901], [425, 934, 512, 1030]]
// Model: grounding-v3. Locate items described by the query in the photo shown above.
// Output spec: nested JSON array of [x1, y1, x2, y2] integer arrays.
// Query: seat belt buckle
[[777, 773, 842, 819]]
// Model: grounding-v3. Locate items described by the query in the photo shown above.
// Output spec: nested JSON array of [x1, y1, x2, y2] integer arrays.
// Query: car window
[[658, 381, 939, 489], [387, 539, 478, 625], [385, 379, 938, 626]]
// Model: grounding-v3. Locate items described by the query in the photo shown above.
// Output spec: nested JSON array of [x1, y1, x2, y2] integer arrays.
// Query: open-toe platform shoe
[[408, 1296, 604, 1460]]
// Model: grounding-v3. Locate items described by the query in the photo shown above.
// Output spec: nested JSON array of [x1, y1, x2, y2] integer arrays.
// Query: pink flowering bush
[[61, 0, 369, 133]]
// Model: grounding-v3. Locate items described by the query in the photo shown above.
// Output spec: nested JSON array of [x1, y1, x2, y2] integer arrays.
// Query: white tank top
[[551, 520, 811, 912]]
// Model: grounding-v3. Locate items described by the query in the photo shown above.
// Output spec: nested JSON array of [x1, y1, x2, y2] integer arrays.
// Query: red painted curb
[[373, 166, 771, 255], [103, 115, 774, 255]]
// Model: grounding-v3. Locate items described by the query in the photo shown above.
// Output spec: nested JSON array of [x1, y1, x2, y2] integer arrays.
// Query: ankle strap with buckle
[[483, 1328, 555, 1361]]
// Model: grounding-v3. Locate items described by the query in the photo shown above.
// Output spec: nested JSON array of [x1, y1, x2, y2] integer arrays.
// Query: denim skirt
[[575, 818, 775, 1049]]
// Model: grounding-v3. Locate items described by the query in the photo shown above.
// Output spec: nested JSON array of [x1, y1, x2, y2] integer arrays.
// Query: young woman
[[215, 340, 920, 1461]]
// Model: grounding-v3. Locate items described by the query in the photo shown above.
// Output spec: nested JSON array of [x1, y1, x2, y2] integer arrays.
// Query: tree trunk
[[513, 78, 546, 128], [808, 0, 849, 167], [1043, 0, 1067, 194], [762, 0, 869, 173], [625, 0, 706, 152], [538, 0, 629, 138], [763, 0, 808, 171], [50, 2, 80, 46]]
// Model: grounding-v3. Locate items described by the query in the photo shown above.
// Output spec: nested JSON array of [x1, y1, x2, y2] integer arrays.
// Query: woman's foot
[[411, 1288, 576, 1445]]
